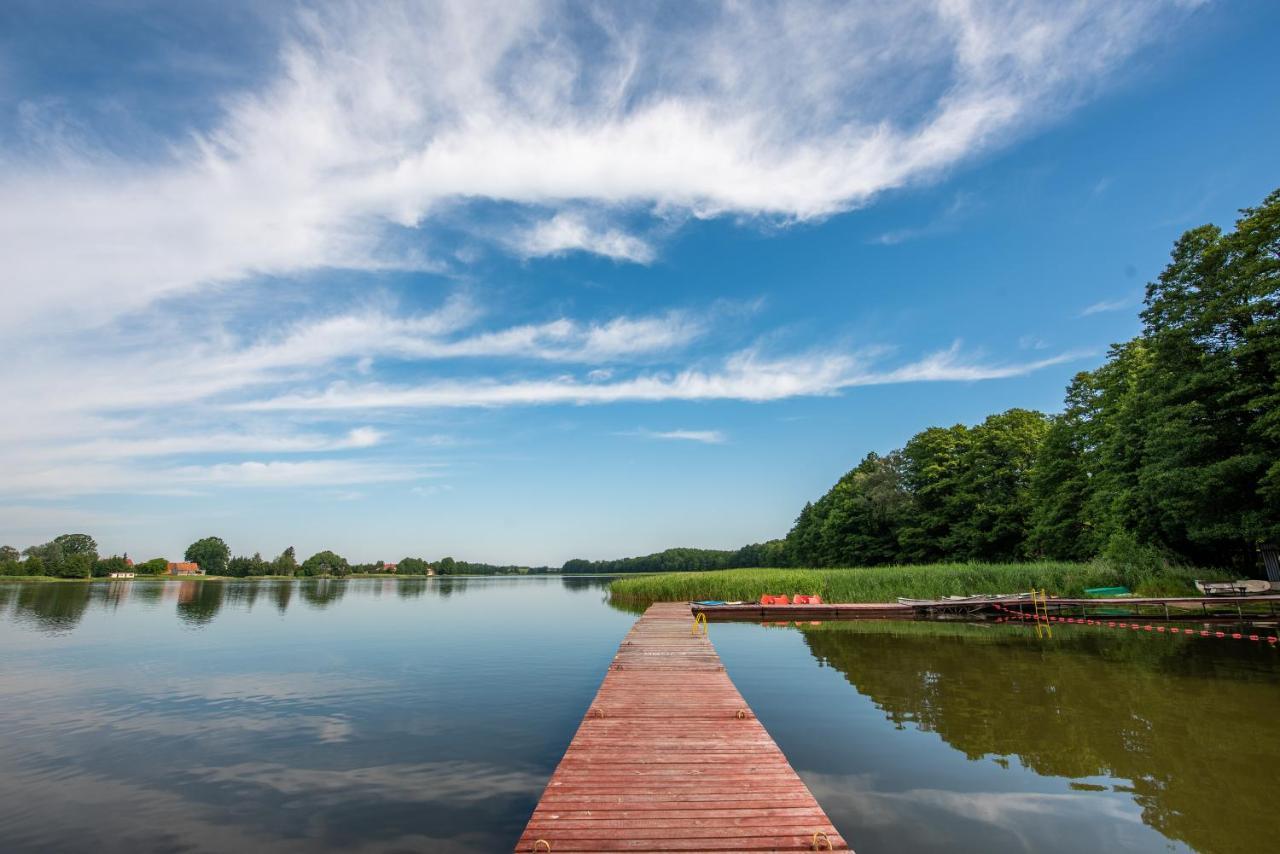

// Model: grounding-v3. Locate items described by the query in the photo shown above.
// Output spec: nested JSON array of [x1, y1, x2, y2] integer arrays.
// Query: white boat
[[897, 593, 1034, 607], [1195, 579, 1272, 596]]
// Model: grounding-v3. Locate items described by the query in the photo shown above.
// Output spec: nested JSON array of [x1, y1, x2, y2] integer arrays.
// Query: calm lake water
[[0, 577, 1276, 854]]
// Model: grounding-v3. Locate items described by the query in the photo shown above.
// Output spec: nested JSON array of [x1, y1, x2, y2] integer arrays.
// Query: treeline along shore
[[0, 534, 555, 580], [580, 190, 1280, 594]]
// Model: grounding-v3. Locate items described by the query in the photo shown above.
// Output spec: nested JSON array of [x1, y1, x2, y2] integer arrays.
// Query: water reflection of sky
[[1, 579, 1276, 853], [0, 577, 632, 853], [713, 620, 1279, 854]]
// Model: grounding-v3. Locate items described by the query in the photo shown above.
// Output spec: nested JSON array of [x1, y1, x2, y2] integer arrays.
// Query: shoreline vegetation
[[1, 534, 559, 581], [0, 573, 447, 583], [607, 562, 1232, 607], [574, 192, 1280, 581]]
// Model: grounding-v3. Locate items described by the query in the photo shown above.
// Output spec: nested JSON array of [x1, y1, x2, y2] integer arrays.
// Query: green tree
[[897, 424, 972, 562], [0, 546, 19, 563], [137, 557, 169, 575], [272, 546, 298, 576], [1027, 400, 1092, 560], [398, 556, 430, 574], [59, 552, 95, 579], [1072, 341, 1158, 553], [945, 409, 1050, 561], [226, 554, 270, 577], [1138, 191, 1280, 567], [93, 555, 131, 577], [184, 536, 230, 575], [23, 541, 66, 574], [825, 452, 911, 565], [786, 452, 911, 566], [300, 550, 350, 577], [54, 533, 98, 558]]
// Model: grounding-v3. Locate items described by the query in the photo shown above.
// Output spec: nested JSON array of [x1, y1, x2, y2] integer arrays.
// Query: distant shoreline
[[0, 573, 580, 583]]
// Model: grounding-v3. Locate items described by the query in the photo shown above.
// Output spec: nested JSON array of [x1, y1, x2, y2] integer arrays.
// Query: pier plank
[[515, 602, 848, 852]]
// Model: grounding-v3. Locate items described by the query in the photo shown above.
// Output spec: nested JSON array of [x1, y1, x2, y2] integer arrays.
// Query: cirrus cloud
[[0, 0, 1200, 336]]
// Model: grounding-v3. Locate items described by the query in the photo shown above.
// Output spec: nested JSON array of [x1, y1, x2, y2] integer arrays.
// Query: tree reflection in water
[[271, 578, 294, 613], [129, 581, 167, 606], [430, 576, 469, 598], [396, 578, 428, 599], [798, 620, 1280, 854], [298, 578, 348, 609], [176, 581, 225, 626], [11, 584, 92, 635]]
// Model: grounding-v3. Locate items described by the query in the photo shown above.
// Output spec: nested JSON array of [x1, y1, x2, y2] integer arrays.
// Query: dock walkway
[[691, 594, 1280, 623], [516, 602, 849, 852]]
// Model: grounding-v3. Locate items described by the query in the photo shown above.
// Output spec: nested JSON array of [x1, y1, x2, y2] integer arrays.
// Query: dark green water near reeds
[[0, 577, 1276, 853]]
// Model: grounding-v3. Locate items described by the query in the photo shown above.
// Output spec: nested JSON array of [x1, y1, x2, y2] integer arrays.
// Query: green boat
[[1084, 586, 1131, 597]]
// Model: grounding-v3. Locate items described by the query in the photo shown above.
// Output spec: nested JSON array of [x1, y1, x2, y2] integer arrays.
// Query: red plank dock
[[516, 602, 849, 852]]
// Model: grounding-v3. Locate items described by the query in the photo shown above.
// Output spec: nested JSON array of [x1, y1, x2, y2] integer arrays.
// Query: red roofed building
[[167, 562, 204, 576]]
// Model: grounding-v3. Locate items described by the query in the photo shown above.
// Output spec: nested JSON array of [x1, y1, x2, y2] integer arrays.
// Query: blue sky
[[2, 0, 1278, 566]]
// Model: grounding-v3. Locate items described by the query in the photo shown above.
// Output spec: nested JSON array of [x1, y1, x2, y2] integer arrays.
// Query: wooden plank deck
[[516, 602, 849, 853], [692, 603, 913, 622], [693, 595, 1280, 623]]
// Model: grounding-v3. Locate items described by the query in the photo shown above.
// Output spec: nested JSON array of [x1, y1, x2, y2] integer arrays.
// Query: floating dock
[[692, 595, 1280, 623], [516, 602, 849, 852], [691, 602, 912, 621]]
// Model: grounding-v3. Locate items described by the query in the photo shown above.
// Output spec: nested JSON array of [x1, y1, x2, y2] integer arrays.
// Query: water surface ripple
[[1, 577, 1276, 854]]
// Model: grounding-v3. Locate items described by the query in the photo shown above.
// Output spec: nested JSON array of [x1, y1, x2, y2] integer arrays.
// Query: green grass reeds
[[608, 561, 1226, 606]]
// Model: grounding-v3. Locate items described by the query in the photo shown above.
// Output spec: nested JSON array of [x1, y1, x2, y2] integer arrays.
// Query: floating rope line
[[989, 602, 1279, 644]]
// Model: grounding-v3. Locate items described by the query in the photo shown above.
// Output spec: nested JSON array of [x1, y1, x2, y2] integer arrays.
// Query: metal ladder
[[1031, 588, 1053, 639]]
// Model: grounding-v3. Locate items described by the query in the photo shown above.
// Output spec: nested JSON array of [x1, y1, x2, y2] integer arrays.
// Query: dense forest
[[568, 189, 1279, 575]]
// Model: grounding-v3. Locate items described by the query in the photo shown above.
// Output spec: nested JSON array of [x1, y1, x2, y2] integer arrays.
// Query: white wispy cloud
[[861, 343, 1089, 385], [0, 297, 710, 428], [0, 1, 1198, 337], [629, 429, 728, 445], [168, 460, 427, 488], [1078, 297, 1135, 316], [47, 427, 385, 462], [1, 458, 435, 499], [871, 192, 978, 245], [233, 344, 1084, 412], [514, 212, 655, 263]]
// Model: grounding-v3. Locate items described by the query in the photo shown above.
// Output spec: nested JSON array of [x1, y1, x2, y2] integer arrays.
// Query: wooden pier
[[516, 602, 849, 852], [692, 602, 913, 622], [692, 594, 1280, 623]]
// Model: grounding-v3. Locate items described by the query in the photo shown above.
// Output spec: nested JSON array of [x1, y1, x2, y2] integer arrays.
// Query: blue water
[[0, 577, 632, 853], [1, 577, 1276, 854]]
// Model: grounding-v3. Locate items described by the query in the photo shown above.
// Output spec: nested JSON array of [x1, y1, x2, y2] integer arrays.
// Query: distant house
[[167, 562, 204, 576], [383, 562, 398, 573], [109, 571, 136, 579]]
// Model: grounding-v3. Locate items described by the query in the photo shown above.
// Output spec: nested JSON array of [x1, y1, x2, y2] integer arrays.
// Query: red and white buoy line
[[990, 602, 1279, 645]]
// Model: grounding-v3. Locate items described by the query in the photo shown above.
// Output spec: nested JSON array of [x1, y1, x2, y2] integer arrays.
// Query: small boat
[[1083, 586, 1131, 598], [897, 592, 1035, 607], [1195, 579, 1272, 596]]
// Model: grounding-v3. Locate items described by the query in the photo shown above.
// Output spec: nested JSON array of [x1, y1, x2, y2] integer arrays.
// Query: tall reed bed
[[608, 561, 1219, 606]]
